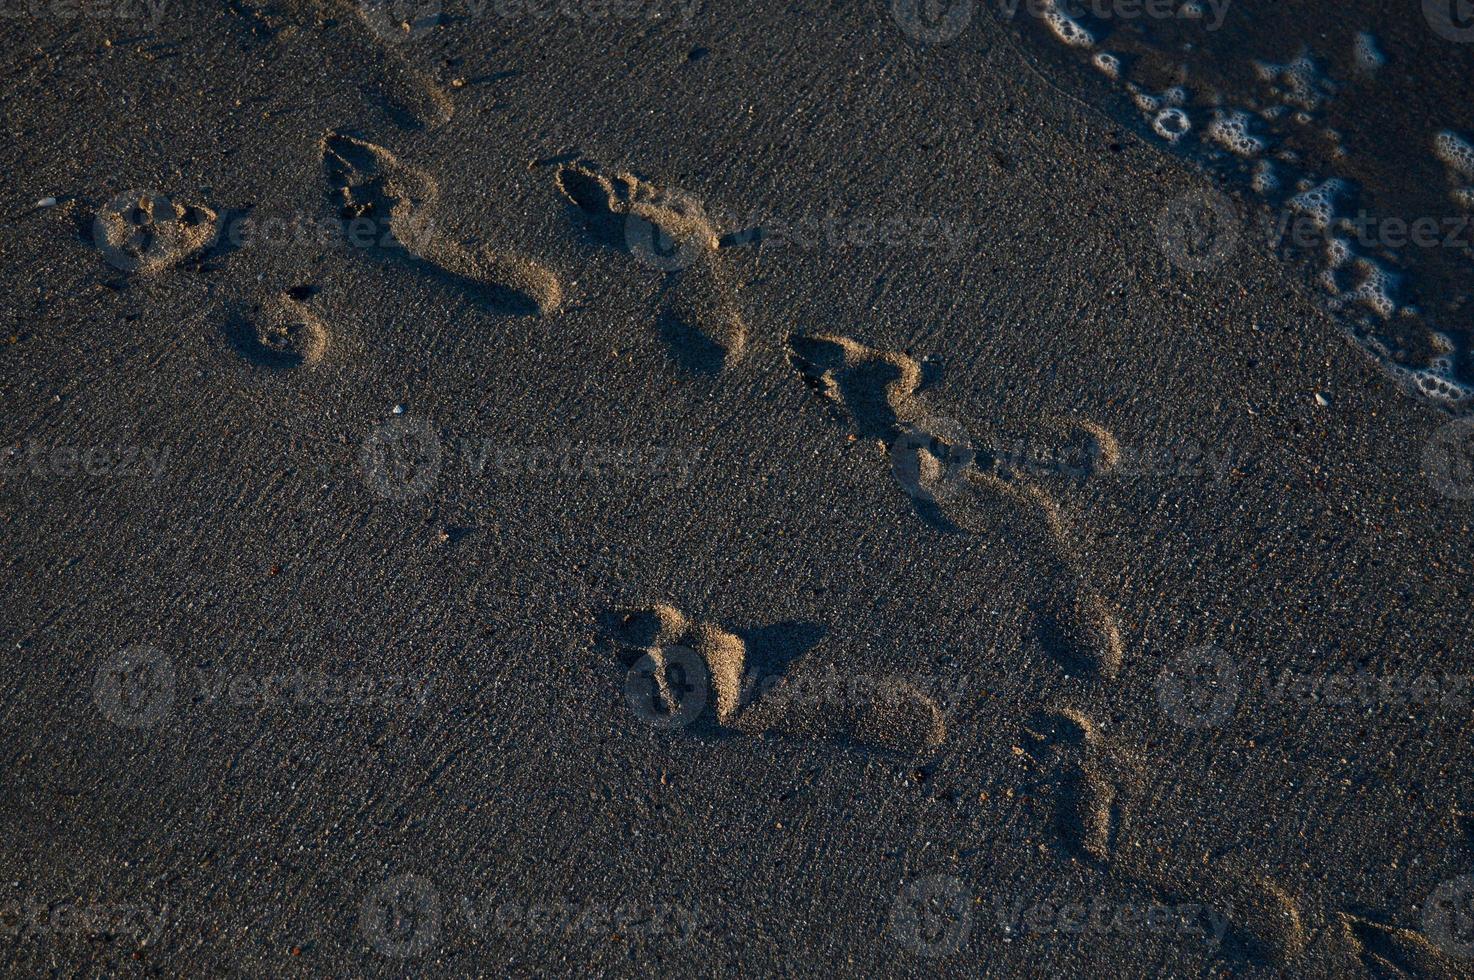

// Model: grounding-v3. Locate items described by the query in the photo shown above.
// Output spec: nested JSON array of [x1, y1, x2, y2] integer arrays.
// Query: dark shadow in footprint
[[223, 293, 328, 370], [1031, 597, 1111, 680], [788, 333, 915, 441], [556, 164, 629, 246], [656, 304, 727, 375], [739, 621, 827, 690]]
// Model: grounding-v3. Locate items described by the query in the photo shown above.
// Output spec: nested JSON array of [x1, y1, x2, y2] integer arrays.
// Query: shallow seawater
[[993, 0, 1474, 409]]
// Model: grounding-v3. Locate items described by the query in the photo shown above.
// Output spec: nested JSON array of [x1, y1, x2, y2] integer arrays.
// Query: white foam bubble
[[1207, 109, 1266, 157], [1288, 178, 1345, 231], [1252, 159, 1278, 194], [1325, 236, 1350, 267], [1434, 130, 1474, 180], [1256, 53, 1329, 110], [1092, 51, 1121, 79], [1041, 0, 1095, 48], [1153, 107, 1192, 142], [1340, 258, 1398, 318], [1393, 363, 1474, 406]]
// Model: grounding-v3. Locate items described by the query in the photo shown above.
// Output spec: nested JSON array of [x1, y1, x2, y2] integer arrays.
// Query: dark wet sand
[[2, 1, 1473, 974]]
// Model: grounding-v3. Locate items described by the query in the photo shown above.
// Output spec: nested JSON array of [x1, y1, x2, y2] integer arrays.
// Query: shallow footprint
[[1338, 911, 1459, 978], [322, 130, 561, 315], [555, 162, 745, 371], [225, 288, 329, 369], [92, 191, 219, 276], [318, 0, 454, 129], [734, 673, 946, 756]]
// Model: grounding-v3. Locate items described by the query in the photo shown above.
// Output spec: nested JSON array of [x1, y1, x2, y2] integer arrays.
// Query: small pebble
[[1314, 392, 1329, 407], [392, 404, 405, 414], [35, 197, 56, 208]]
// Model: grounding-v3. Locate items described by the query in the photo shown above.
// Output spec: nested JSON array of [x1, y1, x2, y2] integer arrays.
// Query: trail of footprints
[[84, 16, 1446, 973], [90, 124, 1130, 889], [783, 331, 1138, 865], [776, 331, 1332, 966], [786, 332, 1124, 679]]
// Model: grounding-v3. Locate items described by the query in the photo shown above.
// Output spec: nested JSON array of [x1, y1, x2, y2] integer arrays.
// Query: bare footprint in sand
[[600, 604, 945, 756], [787, 331, 1123, 680], [1017, 709, 1120, 863], [224, 286, 330, 369], [1008, 704, 1322, 968], [92, 190, 220, 276], [322, 130, 561, 315], [555, 162, 746, 373], [1337, 911, 1461, 977], [316, 0, 454, 129]]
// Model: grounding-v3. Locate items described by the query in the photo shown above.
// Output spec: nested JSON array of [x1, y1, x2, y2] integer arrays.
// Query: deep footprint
[[322, 130, 561, 315], [556, 162, 746, 371], [788, 331, 1123, 679], [600, 604, 944, 755], [1019, 709, 1119, 863]]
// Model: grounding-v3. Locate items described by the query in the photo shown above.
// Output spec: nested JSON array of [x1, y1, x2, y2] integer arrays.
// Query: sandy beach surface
[[2, 0, 1473, 974]]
